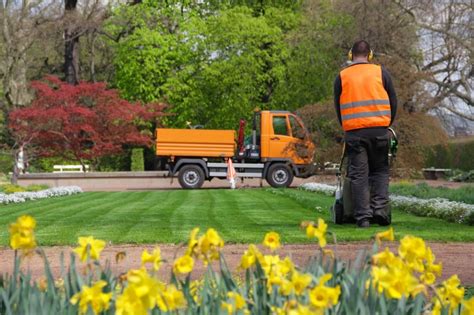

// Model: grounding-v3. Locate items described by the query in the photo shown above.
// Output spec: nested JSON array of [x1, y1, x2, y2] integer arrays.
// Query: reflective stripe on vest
[[339, 64, 391, 131]]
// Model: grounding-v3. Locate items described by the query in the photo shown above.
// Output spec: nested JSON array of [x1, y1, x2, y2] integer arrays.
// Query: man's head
[[348, 40, 373, 62]]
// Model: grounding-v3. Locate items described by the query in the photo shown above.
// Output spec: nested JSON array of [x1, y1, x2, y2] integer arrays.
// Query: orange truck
[[155, 110, 315, 189]]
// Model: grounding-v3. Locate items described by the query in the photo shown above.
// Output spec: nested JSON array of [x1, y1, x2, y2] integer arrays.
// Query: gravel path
[[1, 242, 473, 284]]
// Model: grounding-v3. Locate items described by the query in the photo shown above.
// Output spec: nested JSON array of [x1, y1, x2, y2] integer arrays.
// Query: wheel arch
[[263, 159, 295, 178], [172, 158, 209, 178]]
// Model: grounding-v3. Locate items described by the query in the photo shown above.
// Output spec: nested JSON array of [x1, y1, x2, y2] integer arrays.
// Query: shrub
[[425, 139, 474, 171], [130, 148, 145, 171], [1, 215, 473, 314], [0, 184, 27, 194], [26, 184, 50, 192]]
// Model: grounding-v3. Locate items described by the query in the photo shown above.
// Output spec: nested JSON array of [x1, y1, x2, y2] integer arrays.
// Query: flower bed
[[0, 186, 83, 204], [1, 215, 473, 314], [300, 183, 474, 225]]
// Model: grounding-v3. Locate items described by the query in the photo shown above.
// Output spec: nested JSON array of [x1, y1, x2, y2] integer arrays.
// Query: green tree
[[272, 0, 354, 109], [113, 4, 298, 129]]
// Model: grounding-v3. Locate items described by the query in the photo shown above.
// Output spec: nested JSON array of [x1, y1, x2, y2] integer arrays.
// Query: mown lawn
[[0, 189, 473, 246]]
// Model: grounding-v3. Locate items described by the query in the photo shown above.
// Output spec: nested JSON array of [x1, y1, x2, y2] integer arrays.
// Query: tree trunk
[[11, 149, 19, 185], [64, 0, 79, 85]]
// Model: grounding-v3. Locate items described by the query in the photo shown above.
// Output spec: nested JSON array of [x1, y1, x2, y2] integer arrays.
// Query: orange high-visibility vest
[[339, 64, 391, 131]]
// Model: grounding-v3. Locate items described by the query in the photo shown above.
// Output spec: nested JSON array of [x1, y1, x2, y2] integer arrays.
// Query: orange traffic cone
[[227, 158, 237, 189]]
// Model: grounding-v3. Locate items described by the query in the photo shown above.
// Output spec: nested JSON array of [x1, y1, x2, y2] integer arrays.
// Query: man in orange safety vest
[[333, 40, 397, 228]]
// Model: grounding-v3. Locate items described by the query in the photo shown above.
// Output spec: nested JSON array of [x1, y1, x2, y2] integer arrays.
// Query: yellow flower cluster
[[432, 275, 465, 315], [309, 274, 341, 314], [141, 247, 162, 271], [70, 280, 111, 315], [221, 291, 247, 314], [371, 232, 443, 299], [116, 268, 186, 315], [6, 215, 473, 315], [305, 218, 327, 248], [186, 227, 224, 263], [73, 236, 106, 262], [271, 273, 341, 315], [9, 215, 37, 253], [239, 223, 341, 314]]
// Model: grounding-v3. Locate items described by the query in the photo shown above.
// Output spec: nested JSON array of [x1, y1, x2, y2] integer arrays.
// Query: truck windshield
[[289, 115, 306, 139], [272, 116, 289, 136]]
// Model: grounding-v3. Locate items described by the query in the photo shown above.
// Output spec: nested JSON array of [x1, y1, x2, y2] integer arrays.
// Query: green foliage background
[[425, 140, 474, 171], [111, 0, 352, 130], [130, 148, 145, 171]]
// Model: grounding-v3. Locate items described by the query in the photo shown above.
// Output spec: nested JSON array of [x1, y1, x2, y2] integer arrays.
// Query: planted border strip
[[0, 186, 83, 204], [300, 183, 474, 225]]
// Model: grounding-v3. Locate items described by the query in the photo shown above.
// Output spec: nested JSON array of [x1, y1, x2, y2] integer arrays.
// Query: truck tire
[[266, 163, 294, 188], [178, 165, 205, 189]]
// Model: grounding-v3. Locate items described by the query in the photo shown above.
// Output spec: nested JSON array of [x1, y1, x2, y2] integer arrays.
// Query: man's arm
[[333, 75, 342, 125], [382, 67, 397, 125]]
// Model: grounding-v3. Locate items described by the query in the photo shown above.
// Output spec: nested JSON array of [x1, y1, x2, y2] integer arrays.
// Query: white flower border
[[0, 186, 83, 204], [300, 182, 474, 224]]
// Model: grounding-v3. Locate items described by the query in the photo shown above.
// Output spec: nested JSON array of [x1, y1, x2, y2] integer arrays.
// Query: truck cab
[[156, 110, 315, 189]]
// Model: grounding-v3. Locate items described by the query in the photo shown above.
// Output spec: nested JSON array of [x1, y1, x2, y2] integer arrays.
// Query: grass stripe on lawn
[[0, 189, 473, 246]]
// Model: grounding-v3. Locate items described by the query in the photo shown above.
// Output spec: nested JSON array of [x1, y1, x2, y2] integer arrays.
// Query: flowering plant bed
[[0, 186, 83, 204], [1, 215, 473, 314], [300, 183, 474, 225]]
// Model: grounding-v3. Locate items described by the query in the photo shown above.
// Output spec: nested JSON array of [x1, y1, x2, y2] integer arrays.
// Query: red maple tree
[[9, 76, 165, 169]]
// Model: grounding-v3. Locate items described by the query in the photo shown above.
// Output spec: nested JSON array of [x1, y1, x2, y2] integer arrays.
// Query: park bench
[[422, 168, 451, 180], [53, 165, 89, 173]]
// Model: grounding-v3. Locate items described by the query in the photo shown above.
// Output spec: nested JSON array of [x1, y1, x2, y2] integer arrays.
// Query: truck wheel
[[178, 165, 205, 189], [266, 163, 294, 188]]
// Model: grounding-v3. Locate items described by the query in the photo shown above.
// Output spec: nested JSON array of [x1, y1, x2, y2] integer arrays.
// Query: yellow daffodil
[[186, 227, 200, 256], [279, 278, 294, 296], [276, 300, 314, 315], [141, 247, 162, 271], [461, 296, 474, 315], [398, 235, 427, 272], [228, 291, 246, 310], [278, 256, 294, 276], [422, 247, 442, 284], [372, 247, 397, 266], [309, 273, 340, 311], [259, 254, 280, 275], [371, 257, 425, 299], [292, 271, 312, 295], [173, 255, 194, 274], [73, 236, 106, 262], [115, 287, 148, 315], [157, 284, 186, 311], [263, 231, 281, 251], [239, 244, 260, 269], [197, 228, 224, 262], [375, 227, 394, 244], [70, 280, 111, 315], [322, 248, 335, 259], [125, 268, 163, 310], [306, 218, 327, 248], [221, 291, 246, 314], [434, 275, 465, 314], [9, 215, 37, 252], [221, 301, 234, 314]]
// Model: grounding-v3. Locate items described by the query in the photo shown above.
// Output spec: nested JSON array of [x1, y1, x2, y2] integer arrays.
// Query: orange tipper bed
[[156, 128, 236, 158]]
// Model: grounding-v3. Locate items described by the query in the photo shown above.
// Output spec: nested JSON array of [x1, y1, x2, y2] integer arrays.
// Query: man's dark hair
[[352, 40, 371, 57]]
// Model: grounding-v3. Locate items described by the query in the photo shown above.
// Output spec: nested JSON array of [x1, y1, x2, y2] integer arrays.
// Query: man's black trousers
[[345, 130, 390, 224]]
